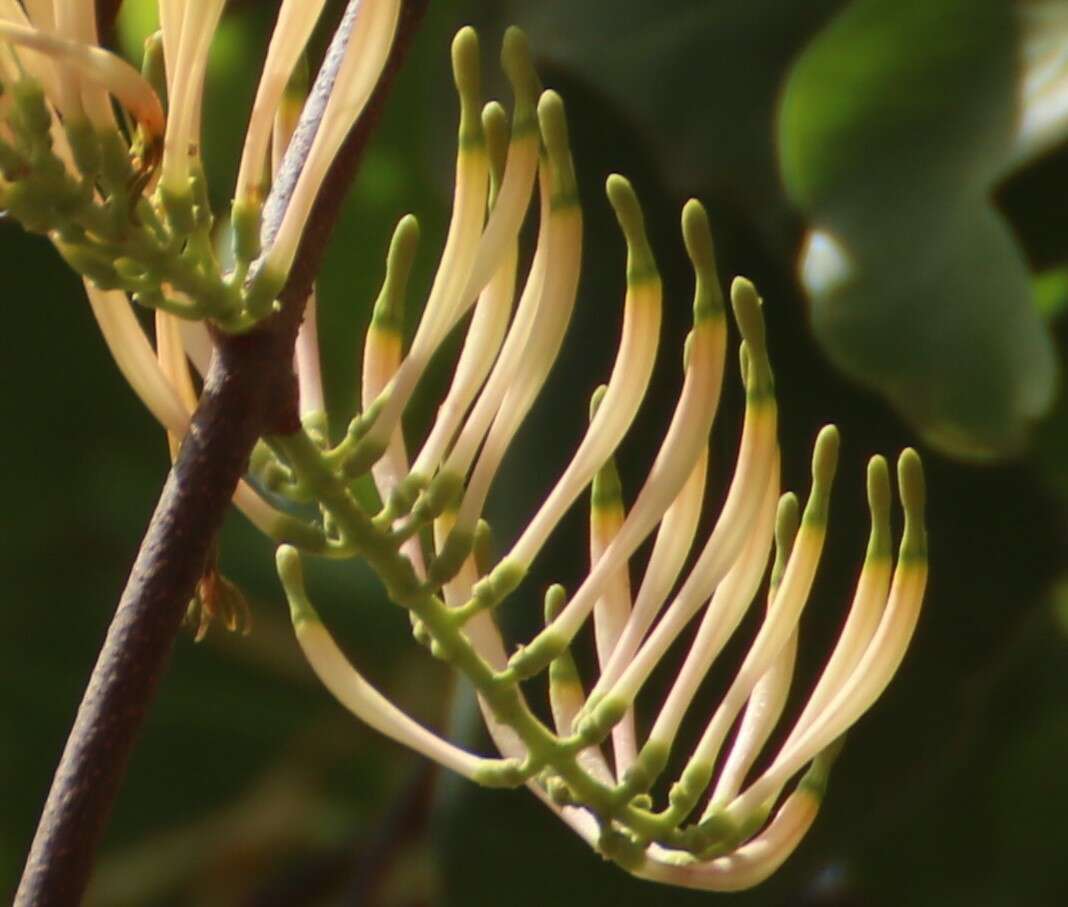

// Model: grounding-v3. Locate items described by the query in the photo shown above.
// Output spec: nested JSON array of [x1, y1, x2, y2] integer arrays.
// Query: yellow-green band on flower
[[507, 175, 661, 570], [726, 450, 927, 825], [517, 205, 731, 679], [409, 102, 520, 484], [364, 215, 421, 401], [357, 25, 489, 471], [585, 281, 779, 718], [362, 214, 421, 510], [439, 90, 584, 566]]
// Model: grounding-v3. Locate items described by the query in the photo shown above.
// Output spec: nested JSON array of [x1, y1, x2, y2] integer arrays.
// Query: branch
[[14, 339, 289, 906], [14, 4, 429, 903]]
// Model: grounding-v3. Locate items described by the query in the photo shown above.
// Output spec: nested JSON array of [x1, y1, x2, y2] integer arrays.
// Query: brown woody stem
[[14, 2, 429, 903]]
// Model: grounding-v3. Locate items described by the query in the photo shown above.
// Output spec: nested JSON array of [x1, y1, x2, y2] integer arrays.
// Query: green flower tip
[[501, 26, 540, 112], [276, 544, 302, 586], [276, 545, 317, 626], [730, 277, 766, 353], [606, 174, 657, 284], [812, 424, 840, 489], [774, 492, 801, 560], [537, 90, 571, 160], [866, 454, 891, 526], [605, 173, 643, 245], [771, 492, 800, 584], [373, 214, 420, 325], [451, 27, 481, 109], [866, 454, 890, 512], [865, 455, 893, 560], [539, 92, 577, 204], [544, 583, 568, 622], [898, 447, 926, 526], [686, 200, 724, 322], [388, 212, 421, 271], [588, 383, 608, 421], [682, 199, 718, 284], [482, 101, 509, 184]]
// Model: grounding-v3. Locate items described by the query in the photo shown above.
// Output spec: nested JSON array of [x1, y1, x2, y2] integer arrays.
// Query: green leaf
[[780, 0, 1058, 458], [801, 207, 1058, 458], [780, 0, 1018, 232]]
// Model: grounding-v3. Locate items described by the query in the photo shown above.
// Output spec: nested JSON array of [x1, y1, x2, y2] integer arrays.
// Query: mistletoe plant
[[5, 0, 928, 900]]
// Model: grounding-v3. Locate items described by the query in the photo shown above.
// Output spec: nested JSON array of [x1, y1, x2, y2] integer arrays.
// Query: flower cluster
[[0, 0, 404, 546], [0, 1, 928, 890]]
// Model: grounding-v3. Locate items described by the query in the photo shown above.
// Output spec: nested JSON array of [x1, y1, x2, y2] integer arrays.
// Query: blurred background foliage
[[3, 0, 1068, 904]]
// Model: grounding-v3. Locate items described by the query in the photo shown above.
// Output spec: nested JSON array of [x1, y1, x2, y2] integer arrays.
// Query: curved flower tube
[[263, 28, 928, 889]]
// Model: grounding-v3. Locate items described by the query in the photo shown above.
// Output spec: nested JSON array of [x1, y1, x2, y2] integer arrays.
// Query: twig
[[14, 3, 429, 903], [14, 336, 295, 907]]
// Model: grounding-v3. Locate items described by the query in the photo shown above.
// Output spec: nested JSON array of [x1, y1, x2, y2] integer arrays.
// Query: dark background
[[4, 1, 1068, 904]]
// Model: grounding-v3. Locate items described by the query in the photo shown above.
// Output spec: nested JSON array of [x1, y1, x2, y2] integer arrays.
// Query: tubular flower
[[0, 0, 394, 554], [0, 4, 929, 890], [267, 29, 928, 890]]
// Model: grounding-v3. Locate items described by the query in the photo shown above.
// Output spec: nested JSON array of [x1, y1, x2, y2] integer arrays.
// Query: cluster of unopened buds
[[1, 0, 928, 890]]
